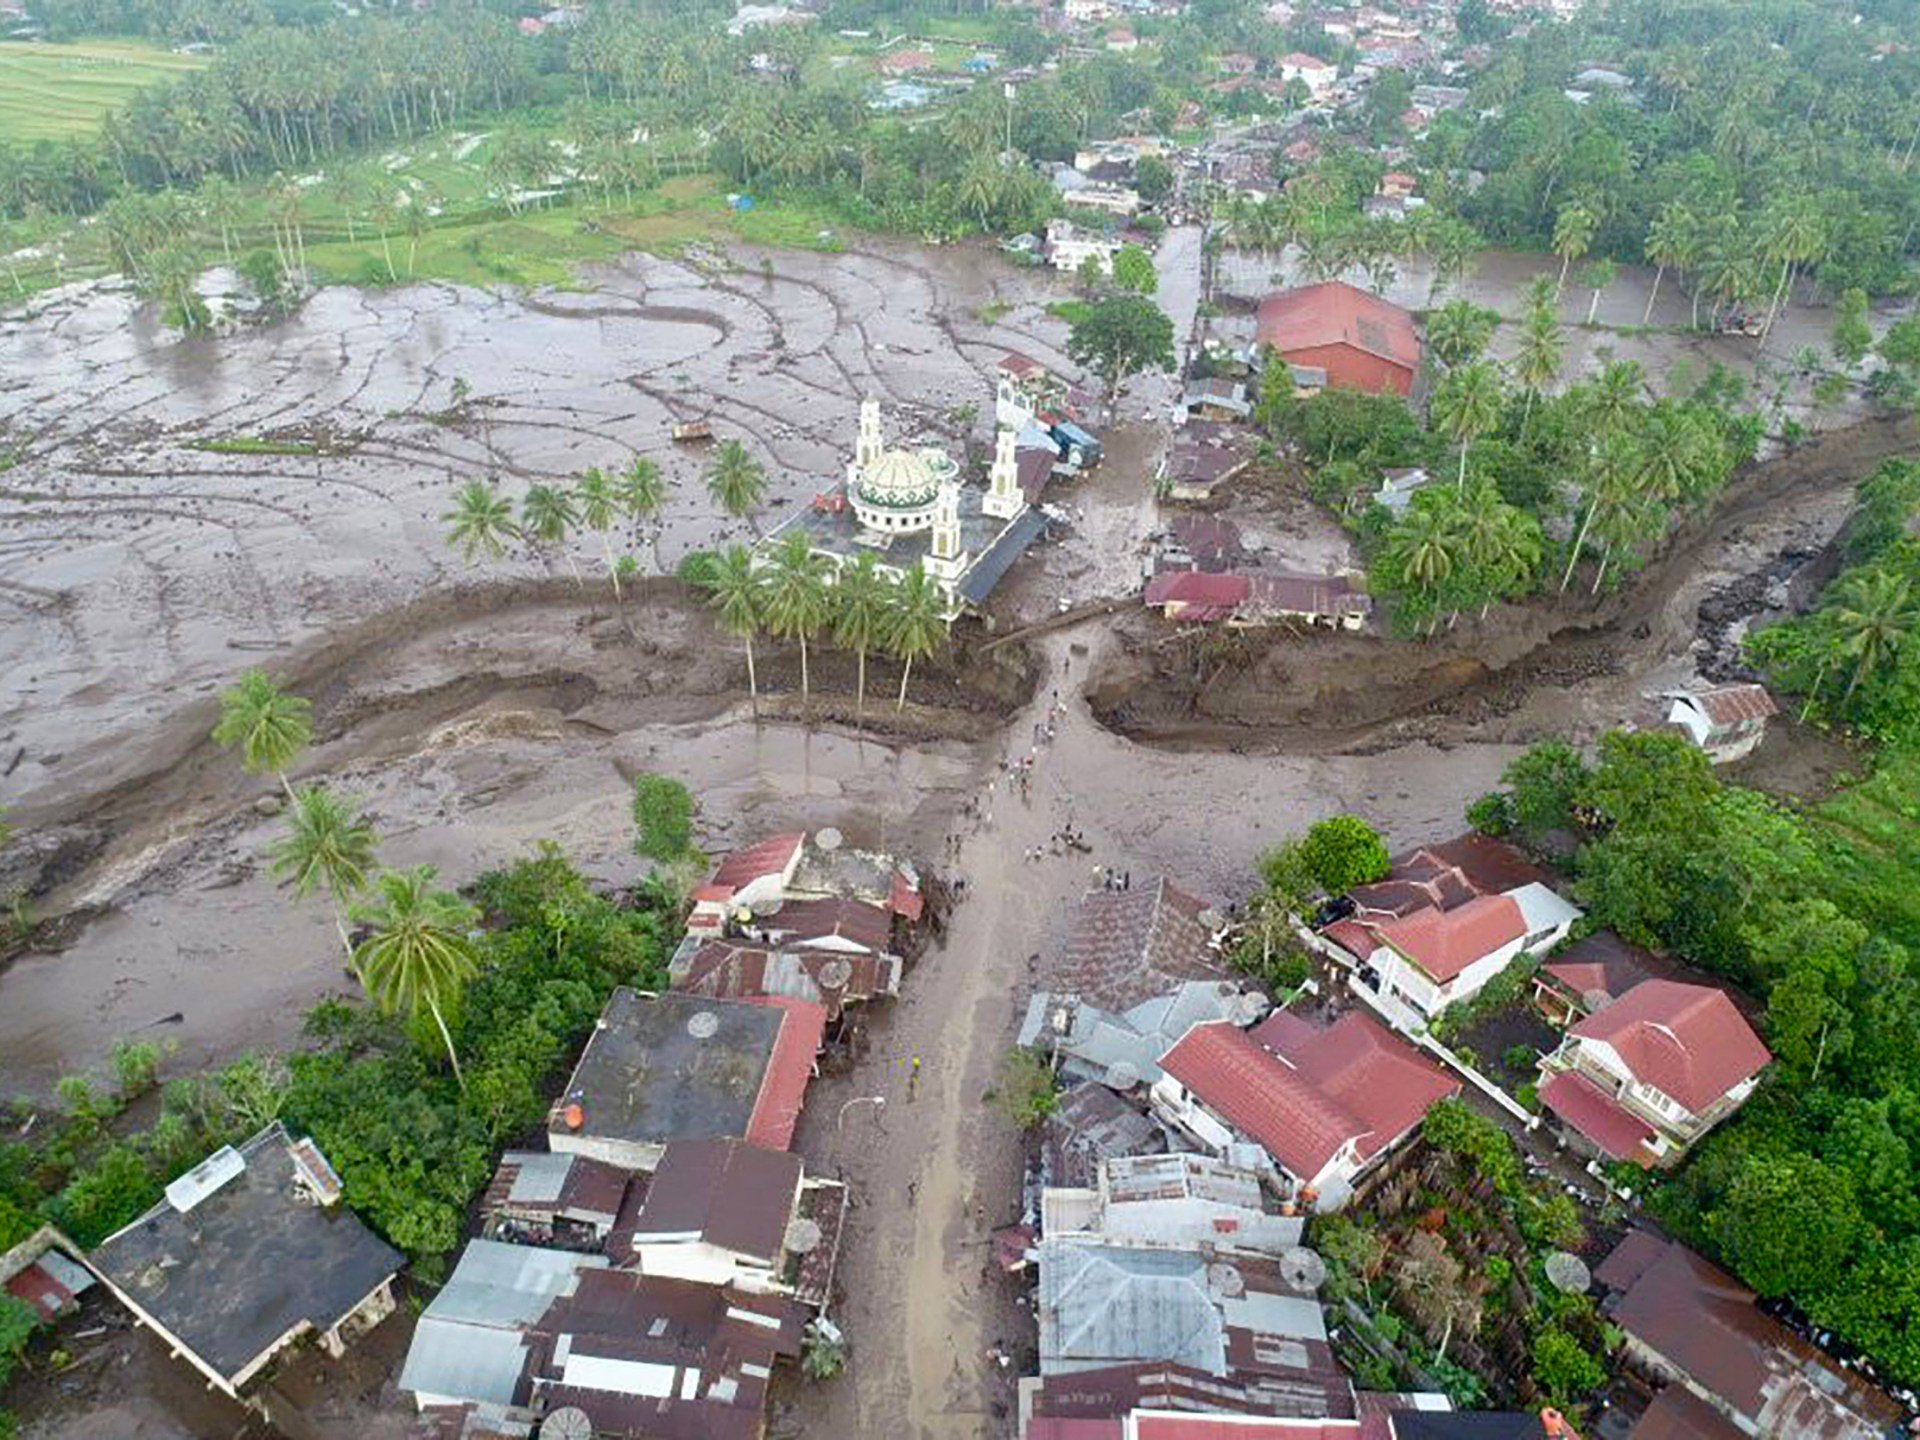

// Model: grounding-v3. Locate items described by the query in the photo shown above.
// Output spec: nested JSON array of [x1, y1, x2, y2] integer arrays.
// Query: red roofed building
[[1539, 981, 1769, 1167], [1152, 1012, 1458, 1210], [745, 996, 828, 1151], [689, 832, 806, 935], [879, 48, 934, 73], [1255, 282, 1421, 396]]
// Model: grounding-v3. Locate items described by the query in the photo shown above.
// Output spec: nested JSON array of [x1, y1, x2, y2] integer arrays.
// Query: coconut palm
[[1756, 196, 1827, 348], [1561, 431, 1642, 592], [833, 552, 892, 715], [1512, 285, 1564, 424], [1551, 203, 1595, 300], [619, 457, 671, 570], [1388, 500, 1461, 591], [706, 439, 768, 525], [1456, 485, 1543, 617], [269, 784, 378, 958], [349, 866, 481, 1089], [1643, 203, 1692, 324], [575, 466, 624, 595], [442, 479, 519, 565], [886, 563, 949, 711], [521, 482, 581, 583], [1829, 568, 1919, 703], [762, 532, 833, 700], [212, 670, 312, 799], [1580, 358, 1646, 440], [700, 544, 767, 709], [1429, 361, 1503, 489], [1426, 298, 1498, 368], [1581, 259, 1617, 325]]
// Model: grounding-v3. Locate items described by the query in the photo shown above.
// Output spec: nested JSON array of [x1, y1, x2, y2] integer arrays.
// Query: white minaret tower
[[927, 478, 966, 584], [856, 398, 884, 470], [984, 426, 1024, 520]]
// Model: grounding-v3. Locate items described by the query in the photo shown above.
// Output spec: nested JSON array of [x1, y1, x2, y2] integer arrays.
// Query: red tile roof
[[1266, 1012, 1460, 1163], [1058, 880, 1228, 1011], [766, 895, 894, 953], [708, 833, 805, 893], [889, 869, 925, 922], [1571, 981, 1769, 1112], [1375, 893, 1525, 982], [1282, 51, 1334, 69], [1692, 684, 1778, 727], [1256, 282, 1419, 371], [743, 997, 826, 1150], [1133, 1419, 1364, 1439], [1145, 571, 1251, 610], [1161, 1022, 1360, 1179], [1000, 352, 1048, 377], [1538, 1071, 1657, 1164]]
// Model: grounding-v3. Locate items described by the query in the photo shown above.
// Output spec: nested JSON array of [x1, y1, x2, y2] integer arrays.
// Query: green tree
[[575, 466, 625, 595], [269, 784, 379, 959], [699, 544, 767, 708], [1642, 202, 1693, 324], [1134, 153, 1173, 204], [1429, 360, 1503, 488], [992, 1047, 1060, 1127], [1066, 293, 1176, 400], [706, 439, 769, 524], [1501, 741, 1591, 842], [1109, 243, 1157, 295], [619, 457, 671, 571], [349, 866, 482, 1090], [521, 482, 581, 582], [442, 479, 520, 565], [886, 562, 948, 711], [1512, 279, 1564, 421], [762, 531, 833, 700], [1426, 298, 1498, 368], [1829, 566, 1918, 703], [1551, 203, 1595, 300], [832, 551, 892, 716], [1299, 816, 1391, 894], [212, 670, 312, 799], [1531, 1327, 1605, 1409], [631, 774, 695, 863], [1712, 1152, 1862, 1298]]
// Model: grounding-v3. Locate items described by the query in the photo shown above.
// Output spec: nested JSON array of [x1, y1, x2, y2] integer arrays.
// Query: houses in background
[[1144, 570, 1372, 631]]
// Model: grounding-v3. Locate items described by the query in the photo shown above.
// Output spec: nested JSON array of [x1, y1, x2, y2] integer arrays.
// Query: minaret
[[856, 398, 884, 470], [927, 478, 966, 584], [984, 426, 1024, 520]]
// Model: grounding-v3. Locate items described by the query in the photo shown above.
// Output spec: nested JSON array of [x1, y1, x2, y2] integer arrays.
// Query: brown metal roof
[[630, 1139, 800, 1262], [1692, 684, 1779, 728]]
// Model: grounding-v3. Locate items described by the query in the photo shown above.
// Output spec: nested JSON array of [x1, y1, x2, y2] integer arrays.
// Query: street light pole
[[837, 1095, 887, 1131]]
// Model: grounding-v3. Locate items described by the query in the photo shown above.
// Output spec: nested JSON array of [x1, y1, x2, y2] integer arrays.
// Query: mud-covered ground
[[2, 226, 1911, 1440]]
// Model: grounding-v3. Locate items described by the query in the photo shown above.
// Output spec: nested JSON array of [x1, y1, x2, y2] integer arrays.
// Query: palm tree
[[575, 466, 623, 595], [706, 439, 769, 526], [1560, 431, 1641, 592], [521, 482, 581, 583], [1512, 286, 1564, 424], [1581, 259, 1617, 325], [1551, 203, 1595, 300], [762, 532, 833, 700], [1756, 196, 1827, 349], [1580, 359, 1646, 440], [349, 866, 481, 1089], [700, 544, 767, 709], [619, 457, 670, 570], [887, 563, 949, 711], [1429, 361, 1503, 489], [1643, 203, 1692, 324], [442, 480, 520, 564], [1456, 485, 1543, 617], [1830, 568, 1918, 703], [212, 670, 313, 799], [1426, 298, 1497, 368], [1389, 500, 1460, 590], [832, 552, 892, 715], [269, 784, 378, 958]]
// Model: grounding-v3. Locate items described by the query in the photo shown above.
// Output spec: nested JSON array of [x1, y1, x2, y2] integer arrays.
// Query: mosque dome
[[858, 448, 939, 508]]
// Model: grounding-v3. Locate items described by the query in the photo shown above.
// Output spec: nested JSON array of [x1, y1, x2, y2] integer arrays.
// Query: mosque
[[759, 399, 1048, 619]]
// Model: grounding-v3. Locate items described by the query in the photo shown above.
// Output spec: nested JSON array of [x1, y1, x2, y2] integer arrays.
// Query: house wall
[[550, 1133, 666, 1174], [1148, 1076, 1238, 1156], [1276, 341, 1413, 396]]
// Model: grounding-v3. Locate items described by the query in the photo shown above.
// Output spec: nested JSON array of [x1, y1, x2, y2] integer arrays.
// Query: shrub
[[112, 1040, 162, 1100], [631, 774, 695, 863], [1299, 816, 1391, 895], [992, 1048, 1061, 1129], [1531, 1325, 1606, 1408]]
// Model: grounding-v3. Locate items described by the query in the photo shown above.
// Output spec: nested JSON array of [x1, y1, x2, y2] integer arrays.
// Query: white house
[[1663, 683, 1778, 764], [1065, 182, 1143, 217], [1279, 51, 1337, 95], [1538, 980, 1770, 1169], [1046, 217, 1122, 274]]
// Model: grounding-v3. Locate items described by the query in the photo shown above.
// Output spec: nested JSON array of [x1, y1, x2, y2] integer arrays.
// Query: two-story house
[[1538, 980, 1770, 1169], [1319, 835, 1582, 1028], [1151, 1011, 1458, 1211]]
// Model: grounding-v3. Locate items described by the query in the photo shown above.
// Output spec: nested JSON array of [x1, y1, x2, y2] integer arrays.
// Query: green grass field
[[0, 39, 209, 143]]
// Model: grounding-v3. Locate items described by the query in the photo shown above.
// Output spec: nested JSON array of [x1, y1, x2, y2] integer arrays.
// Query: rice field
[[0, 39, 209, 144]]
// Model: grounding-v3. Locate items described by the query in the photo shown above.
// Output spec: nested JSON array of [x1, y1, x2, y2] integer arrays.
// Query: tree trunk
[[896, 653, 914, 711], [1643, 264, 1664, 324], [745, 634, 759, 713], [798, 633, 810, 699], [856, 648, 867, 716], [1560, 501, 1599, 592], [427, 996, 465, 1091]]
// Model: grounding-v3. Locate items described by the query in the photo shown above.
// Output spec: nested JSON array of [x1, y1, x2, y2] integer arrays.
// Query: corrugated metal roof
[[958, 508, 1048, 605], [1039, 1243, 1227, 1376], [504, 1153, 573, 1206], [400, 1317, 531, 1407], [424, 1240, 605, 1329]]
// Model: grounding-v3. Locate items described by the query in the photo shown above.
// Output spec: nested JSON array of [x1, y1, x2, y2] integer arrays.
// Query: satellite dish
[[1545, 1251, 1592, 1294], [1280, 1247, 1328, 1291], [687, 1010, 721, 1040], [818, 958, 855, 990], [785, 1217, 824, 1254], [1207, 1262, 1246, 1298], [541, 1408, 594, 1440], [1229, 993, 1268, 1027], [816, 827, 843, 851], [1104, 1060, 1142, 1092]]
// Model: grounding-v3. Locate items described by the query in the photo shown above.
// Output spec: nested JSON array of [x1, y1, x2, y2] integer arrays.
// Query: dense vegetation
[[1470, 729, 1920, 1384], [0, 849, 673, 1268]]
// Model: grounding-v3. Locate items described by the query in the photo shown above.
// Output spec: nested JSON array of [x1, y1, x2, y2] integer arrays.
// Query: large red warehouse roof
[[1255, 282, 1420, 371]]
